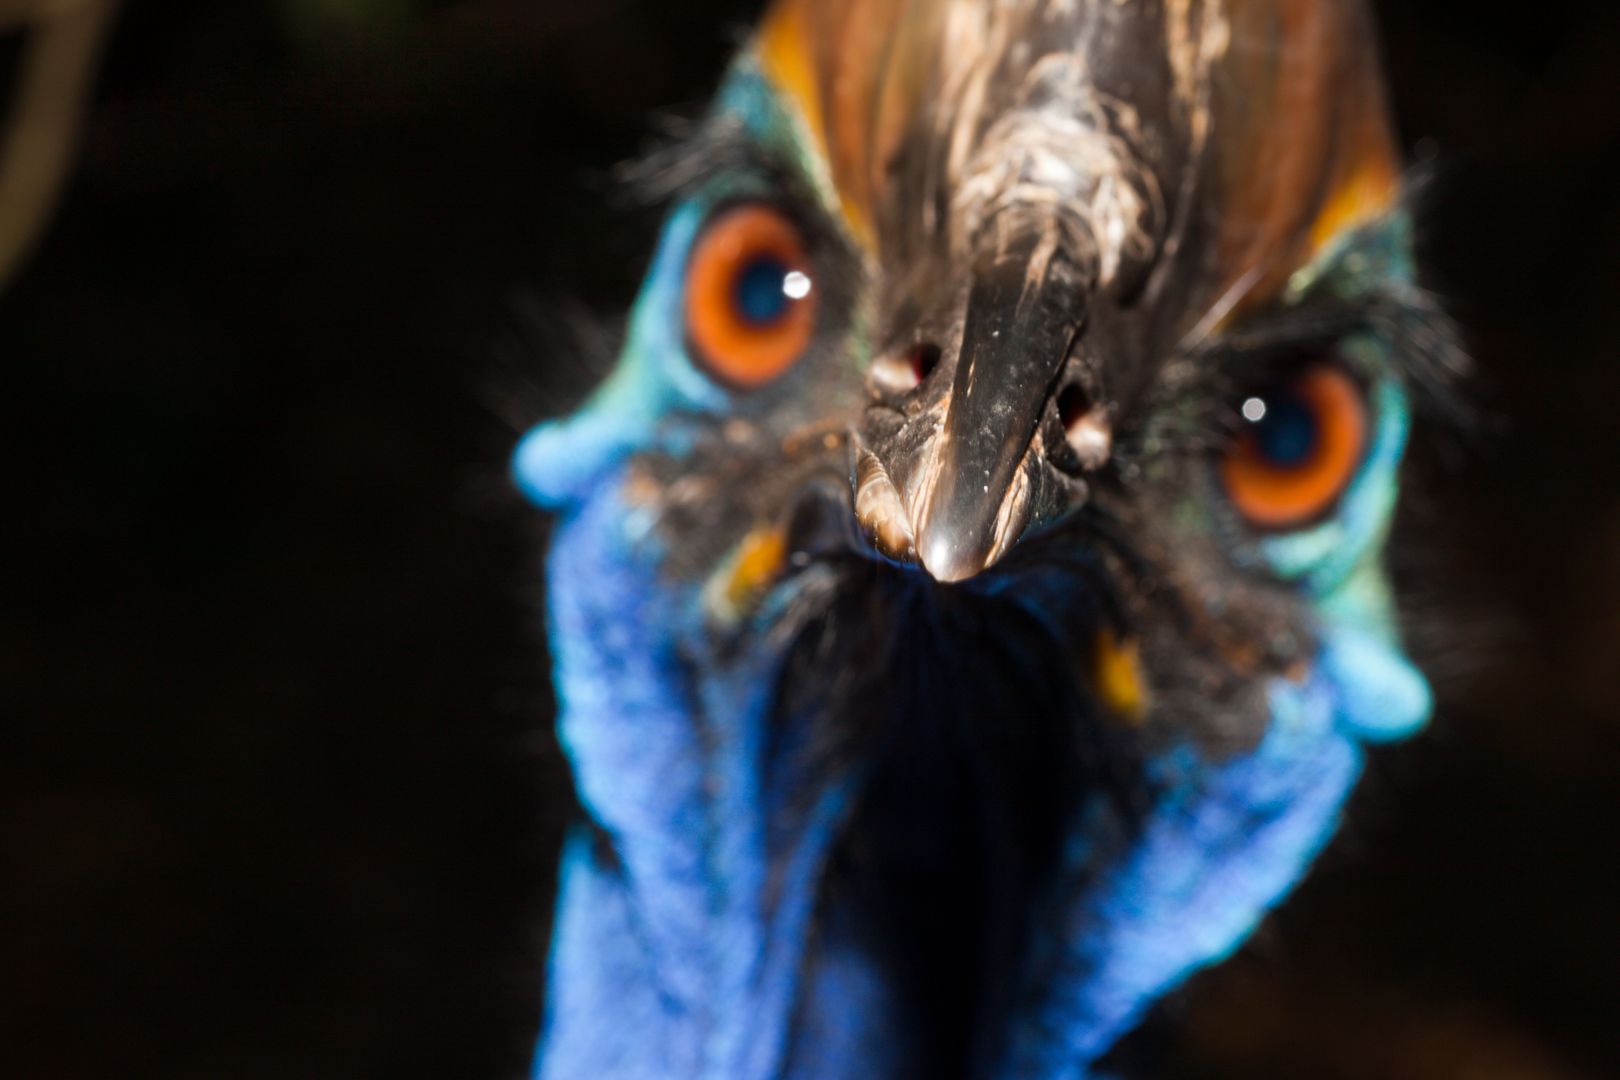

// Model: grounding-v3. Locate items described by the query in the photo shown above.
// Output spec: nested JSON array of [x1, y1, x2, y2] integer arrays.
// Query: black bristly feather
[[482, 291, 622, 437], [767, 547, 1149, 1079]]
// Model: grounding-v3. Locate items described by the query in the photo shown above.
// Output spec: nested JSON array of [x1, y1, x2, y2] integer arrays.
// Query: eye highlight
[[1220, 364, 1369, 530], [684, 203, 817, 389]]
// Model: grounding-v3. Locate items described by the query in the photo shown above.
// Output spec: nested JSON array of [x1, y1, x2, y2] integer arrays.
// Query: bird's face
[[520, 1, 1458, 1073], [520, 0, 1441, 740]]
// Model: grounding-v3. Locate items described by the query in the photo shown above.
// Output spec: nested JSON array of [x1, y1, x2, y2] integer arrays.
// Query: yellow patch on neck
[[1094, 629, 1149, 724], [704, 524, 789, 625]]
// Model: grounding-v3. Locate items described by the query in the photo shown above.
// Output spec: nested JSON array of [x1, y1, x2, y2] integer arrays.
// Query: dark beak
[[857, 228, 1089, 583]]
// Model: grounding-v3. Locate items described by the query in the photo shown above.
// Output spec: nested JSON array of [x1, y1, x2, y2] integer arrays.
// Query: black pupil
[[733, 256, 793, 326], [1251, 388, 1319, 468]]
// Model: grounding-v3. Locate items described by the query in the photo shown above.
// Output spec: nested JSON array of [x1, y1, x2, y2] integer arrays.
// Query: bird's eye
[[1219, 364, 1369, 530], [684, 203, 817, 389]]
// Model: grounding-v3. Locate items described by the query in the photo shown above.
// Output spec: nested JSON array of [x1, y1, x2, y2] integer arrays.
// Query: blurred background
[[2, 2, 1616, 1077]]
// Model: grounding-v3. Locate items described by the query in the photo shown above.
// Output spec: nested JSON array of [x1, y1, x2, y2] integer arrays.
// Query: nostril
[[871, 342, 943, 396], [909, 343, 942, 384], [1059, 383, 1113, 470], [1058, 384, 1090, 430]]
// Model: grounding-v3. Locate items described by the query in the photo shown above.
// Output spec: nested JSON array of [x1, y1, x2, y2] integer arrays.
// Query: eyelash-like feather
[[1143, 208, 1473, 465], [1365, 281, 1475, 430], [615, 111, 760, 208]]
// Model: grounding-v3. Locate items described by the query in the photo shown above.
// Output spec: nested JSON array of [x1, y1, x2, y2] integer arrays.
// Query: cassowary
[[513, 1, 1461, 1076]]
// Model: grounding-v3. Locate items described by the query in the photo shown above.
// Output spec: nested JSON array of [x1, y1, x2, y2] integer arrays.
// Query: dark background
[[3, 2, 1616, 1077]]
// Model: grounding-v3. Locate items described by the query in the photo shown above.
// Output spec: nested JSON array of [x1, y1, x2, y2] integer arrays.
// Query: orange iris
[[1220, 365, 1369, 530], [685, 204, 816, 389]]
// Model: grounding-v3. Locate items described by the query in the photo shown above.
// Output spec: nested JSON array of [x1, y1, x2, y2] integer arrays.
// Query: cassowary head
[[515, 2, 1460, 1077]]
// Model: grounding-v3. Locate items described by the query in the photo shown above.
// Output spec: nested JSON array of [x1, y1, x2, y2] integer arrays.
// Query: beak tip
[[917, 528, 986, 584]]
